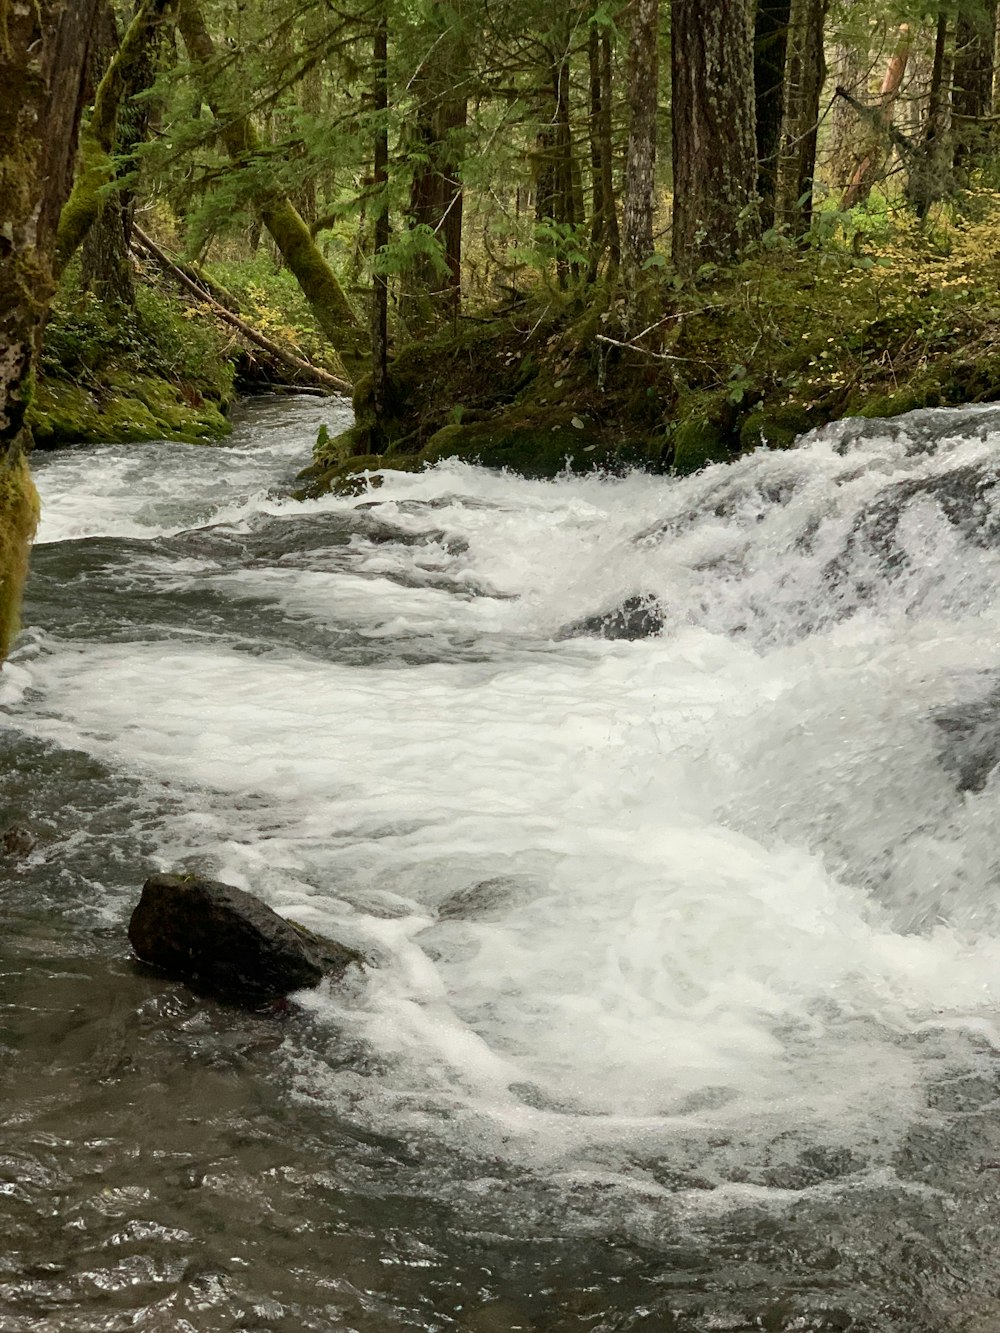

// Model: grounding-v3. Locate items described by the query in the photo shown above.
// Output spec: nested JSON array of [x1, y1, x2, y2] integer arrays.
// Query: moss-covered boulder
[[28, 374, 230, 447]]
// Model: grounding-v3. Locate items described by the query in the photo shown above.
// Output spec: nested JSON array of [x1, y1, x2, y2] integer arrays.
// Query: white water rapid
[[7, 397, 1000, 1253]]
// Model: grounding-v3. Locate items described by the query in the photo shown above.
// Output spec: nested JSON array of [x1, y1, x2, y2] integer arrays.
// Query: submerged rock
[[558, 593, 666, 641], [128, 873, 361, 1007], [1, 824, 37, 859]]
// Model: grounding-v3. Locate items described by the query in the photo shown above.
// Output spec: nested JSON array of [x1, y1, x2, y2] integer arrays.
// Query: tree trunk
[[80, 0, 162, 309], [370, 2, 390, 451], [622, 0, 659, 316], [828, 39, 869, 191], [55, 0, 174, 275], [776, 0, 829, 233], [839, 25, 912, 211], [671, 0, 759, 273], [601, 30, 621, 273], [907, 12, 953, 218], [176, 0, 364, 373], [403, 2, 466, 326], [0, 0, 99, 658], [953, 0, 998, 172], [754, 0, 791, 231]]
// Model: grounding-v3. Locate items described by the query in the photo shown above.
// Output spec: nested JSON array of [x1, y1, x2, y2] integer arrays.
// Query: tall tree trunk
[[403, 2, 466, 326], [828, 39, 869, 191], [370, 1, 389, 451], [601, 30, 621, 274], [953, 0, 998, 172], [587, 25, 607, 278], [177, 0, 364, 374], [81, 0, 162, 309], [671, 0, 759, 273], [754, 0, 791, 231], [839, 25, 912, 210], [0, 0, 99, 658], [622, 0, 659, 319], [908, 12, 953, 218], [55, 0, 174, 275], [776, 0, 829, 233]]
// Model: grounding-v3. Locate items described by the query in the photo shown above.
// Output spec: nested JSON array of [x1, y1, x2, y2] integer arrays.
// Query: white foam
[[11, 401, 1000, 1179]]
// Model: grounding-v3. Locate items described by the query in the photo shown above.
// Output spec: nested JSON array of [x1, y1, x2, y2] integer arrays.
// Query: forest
[[3, 0, 1000, 651]]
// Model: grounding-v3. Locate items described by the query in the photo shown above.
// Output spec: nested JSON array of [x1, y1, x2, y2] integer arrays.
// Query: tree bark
[[404, 2, 466, 326], [176, 0, 364, 373], [55, 0, 174, 275], [754, 0, 791, 231], [622, 0, 659, 316], [0, 0, 99, 658], [776, 0, 829, 233], [671, 0, 759, 273], [370, 2, 390, 450], [953, 0, 997, 172], [828, 39, 869, 191], [907, 12, 953, 218]]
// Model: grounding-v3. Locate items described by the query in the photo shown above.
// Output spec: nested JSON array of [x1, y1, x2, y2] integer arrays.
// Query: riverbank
[[301, 203, 1000, 494]]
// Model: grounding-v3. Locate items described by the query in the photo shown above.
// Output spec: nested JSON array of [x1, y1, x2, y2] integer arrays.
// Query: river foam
[[11, 398, 1000, 1195]]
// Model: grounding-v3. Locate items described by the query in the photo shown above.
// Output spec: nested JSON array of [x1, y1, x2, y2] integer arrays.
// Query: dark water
[[5, 398, 1000, 1330]]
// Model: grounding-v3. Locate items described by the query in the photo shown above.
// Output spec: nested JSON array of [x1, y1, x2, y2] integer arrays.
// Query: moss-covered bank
[[302, 206, 1000, 495], [31, 266, 237, 448]]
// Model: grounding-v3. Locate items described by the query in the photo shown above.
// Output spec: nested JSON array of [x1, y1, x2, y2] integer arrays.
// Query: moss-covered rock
[[28, 374, 230, 447]]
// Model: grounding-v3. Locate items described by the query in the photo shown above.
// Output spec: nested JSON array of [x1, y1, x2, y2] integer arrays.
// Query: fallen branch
[[131, 224, 352, 395], [595, 333, 690, 361]]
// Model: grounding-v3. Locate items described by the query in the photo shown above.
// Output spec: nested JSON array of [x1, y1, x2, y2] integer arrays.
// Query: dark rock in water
[[2, 824, 37, 859], [128, 873, 361, 1006], [933, 686, 1000, 793], [558, 593, 665, 641], [437, 876, 534, 921]]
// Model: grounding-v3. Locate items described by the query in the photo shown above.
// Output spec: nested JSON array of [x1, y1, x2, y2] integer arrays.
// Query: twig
[[595, 334, 690, 361]]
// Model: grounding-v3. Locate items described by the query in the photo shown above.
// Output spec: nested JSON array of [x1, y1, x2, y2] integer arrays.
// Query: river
[[3, 394, 1000, 1331]]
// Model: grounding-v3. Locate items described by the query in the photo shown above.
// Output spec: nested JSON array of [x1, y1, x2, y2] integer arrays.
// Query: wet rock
[[128, 873, 361, 1007], [933, 685, 1000, 793], [2, 824, 37, 859], [558, 593, 665, 641]]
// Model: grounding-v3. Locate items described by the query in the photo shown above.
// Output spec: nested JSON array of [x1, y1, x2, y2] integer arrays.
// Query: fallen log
[[131, 225, 352, 396]]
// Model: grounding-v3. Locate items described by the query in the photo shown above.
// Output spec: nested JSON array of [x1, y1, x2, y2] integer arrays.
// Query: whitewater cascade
[[5, 396, 1000, 1330]]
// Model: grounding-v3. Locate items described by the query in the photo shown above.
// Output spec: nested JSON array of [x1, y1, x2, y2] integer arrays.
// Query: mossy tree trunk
[[176, 0, 365, 376], [80, 3, 138, 309], [0, 0, 99, 659], [54, 0, 174, 277], [671, 0, 759, 273]]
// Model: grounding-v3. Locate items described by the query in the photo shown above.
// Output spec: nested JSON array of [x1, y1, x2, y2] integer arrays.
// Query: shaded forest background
[[6, 0, 1000, 600]]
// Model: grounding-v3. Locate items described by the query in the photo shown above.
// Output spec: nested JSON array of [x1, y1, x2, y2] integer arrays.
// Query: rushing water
[[5, 396, 1000, 1330]]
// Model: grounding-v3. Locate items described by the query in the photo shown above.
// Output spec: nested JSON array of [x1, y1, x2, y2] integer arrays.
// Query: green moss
[[28, 374, 230, 447], [738, 402, 816, 452], [0, 450, 40, 661]]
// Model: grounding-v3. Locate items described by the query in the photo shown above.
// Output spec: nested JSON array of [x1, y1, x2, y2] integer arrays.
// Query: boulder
[[558, 593, 666, 641], [128, 873, 361, 1007], [2, 824, 37, 859]]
